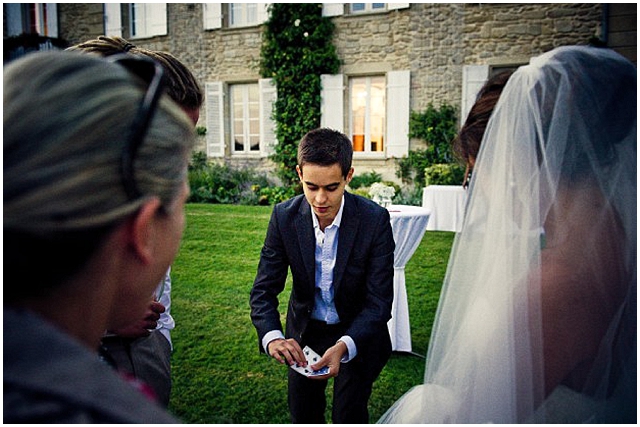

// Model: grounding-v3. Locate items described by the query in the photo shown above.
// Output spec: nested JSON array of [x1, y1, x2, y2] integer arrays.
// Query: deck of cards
[[290, 346, 330, 377]]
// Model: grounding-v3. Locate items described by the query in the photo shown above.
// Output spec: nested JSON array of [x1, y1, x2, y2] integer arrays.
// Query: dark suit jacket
[[250, 191, 395, 377]]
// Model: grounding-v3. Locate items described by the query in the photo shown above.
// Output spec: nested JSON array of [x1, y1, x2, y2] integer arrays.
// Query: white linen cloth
[[387, 205, 430, 352], [421, 185, 467, 232]]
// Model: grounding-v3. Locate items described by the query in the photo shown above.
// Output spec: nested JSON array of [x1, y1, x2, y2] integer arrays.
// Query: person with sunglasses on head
[[67, 36, 203, 407], [4, 50, 194, 422]]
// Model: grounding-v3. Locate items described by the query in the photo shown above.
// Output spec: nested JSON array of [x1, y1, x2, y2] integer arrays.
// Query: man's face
[[297, 163, 353, 229]]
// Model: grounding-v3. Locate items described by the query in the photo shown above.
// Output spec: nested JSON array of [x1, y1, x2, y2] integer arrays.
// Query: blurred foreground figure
[[69, 35, 204, 407], [3, 51, 194, 423], [379, 45, 636, 423]]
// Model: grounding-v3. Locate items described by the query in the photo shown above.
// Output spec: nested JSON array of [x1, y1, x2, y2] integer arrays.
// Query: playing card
[[290, 346, 330, 377]]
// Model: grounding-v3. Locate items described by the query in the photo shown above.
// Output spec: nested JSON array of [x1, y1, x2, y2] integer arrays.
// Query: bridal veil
[[379, 46, 636, 423]]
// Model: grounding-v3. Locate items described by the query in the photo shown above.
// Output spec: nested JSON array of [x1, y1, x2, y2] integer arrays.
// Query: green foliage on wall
[[260, 3, 341, 187], [396, 103, 459, 187]]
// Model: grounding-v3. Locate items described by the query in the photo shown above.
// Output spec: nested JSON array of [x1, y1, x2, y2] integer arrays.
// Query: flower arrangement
[[368, 182, 395, 207]]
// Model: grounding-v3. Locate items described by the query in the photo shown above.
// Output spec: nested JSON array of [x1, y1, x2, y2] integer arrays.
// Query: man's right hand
[[267, 338, 307, 367]]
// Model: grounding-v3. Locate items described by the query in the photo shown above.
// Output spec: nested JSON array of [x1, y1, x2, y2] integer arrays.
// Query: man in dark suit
[[250, 128, 395, 423]]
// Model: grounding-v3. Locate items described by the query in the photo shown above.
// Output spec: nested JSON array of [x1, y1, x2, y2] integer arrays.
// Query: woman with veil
[[379, 45, 636, 423]]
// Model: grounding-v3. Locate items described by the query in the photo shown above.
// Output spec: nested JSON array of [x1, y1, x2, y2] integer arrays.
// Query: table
[[387, 205, 431, 352], [422, 185, 468, 232]]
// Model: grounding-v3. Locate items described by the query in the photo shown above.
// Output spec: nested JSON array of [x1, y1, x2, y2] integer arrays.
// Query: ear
[[128, 197, 163, 265], [296, 165, 303, 180], [345, 167, 354, 184]]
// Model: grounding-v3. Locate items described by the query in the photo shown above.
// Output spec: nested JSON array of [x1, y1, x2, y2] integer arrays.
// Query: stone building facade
[[8, 3, 633, 183]]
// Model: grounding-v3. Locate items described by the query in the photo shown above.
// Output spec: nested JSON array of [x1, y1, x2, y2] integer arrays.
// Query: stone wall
[[56, 3, 605, 183]]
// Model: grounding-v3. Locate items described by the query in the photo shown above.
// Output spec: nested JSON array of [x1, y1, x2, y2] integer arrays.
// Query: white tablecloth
[[422, 185, 467, 232], [387, 205, 431, 352]]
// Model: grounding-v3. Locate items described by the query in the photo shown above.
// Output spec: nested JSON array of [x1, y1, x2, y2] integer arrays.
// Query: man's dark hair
[[297, 128, 353, 178]]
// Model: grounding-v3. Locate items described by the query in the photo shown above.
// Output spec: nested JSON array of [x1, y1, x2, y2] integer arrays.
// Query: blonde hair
[[4, 51, 195, 233]]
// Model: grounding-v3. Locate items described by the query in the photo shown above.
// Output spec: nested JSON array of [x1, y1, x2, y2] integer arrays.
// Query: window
[[321, 70, 410, 158], [351, 3, 386, 14], [205, 79, 277, 158], [129, 3, 167, 39], [5, 3, 58, 37], [350, 76, 386, 153], [203, 3, 269, 30], [231, 84, 261, 153], [230, 3, 257, 27], [322, 3, 408, 17]]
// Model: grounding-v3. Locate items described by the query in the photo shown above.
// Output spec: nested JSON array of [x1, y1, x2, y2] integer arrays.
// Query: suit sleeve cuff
[[262, 330, 285, 353], [338, 335, 357, 362]]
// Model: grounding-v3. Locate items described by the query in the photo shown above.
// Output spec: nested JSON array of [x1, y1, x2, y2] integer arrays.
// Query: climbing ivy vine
[[260, 3, 341, 187]]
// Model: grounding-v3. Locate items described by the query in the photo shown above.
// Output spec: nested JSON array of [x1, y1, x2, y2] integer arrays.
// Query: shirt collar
[[311, 196, 345, 230]]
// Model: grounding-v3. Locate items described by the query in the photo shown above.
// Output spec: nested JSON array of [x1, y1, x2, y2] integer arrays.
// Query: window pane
[[351, 78, 367, 152], [249, 118, 259, 135], [230, 3, 242, 26], [352, 3, 365, 12], [235, 136, 244, 152], [349, 76, 386, 153], [231, 83, 261, 153], [372, 4, 386, 9], [246, 3, 257, 24], [249, 135, 260, 151]]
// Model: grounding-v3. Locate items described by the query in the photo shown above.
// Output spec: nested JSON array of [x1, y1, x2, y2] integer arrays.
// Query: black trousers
[[288, 320, 374, 424]]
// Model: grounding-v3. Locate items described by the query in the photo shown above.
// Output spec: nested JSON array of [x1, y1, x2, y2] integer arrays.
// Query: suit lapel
[[295, 199, 317, 289], [334, 193, 359, 293]]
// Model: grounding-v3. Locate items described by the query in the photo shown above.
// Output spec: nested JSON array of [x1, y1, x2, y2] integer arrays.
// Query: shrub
[[187, 161, 272, 205], [424, 163, 465, 186], [257, 186, 297, 206], [189, 151, 208, 171], [397, 103, 459, 188], [408, 103, 458, 164], [349, 171, 382, 189]]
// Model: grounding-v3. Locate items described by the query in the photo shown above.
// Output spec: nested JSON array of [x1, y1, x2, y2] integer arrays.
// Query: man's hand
[[267, 338, 307, 367], [309, 340, 347, 380], [109, 300, 165, 338]]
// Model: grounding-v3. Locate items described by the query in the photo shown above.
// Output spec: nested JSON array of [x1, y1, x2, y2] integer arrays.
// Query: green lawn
[[168, 204, 454, 423]]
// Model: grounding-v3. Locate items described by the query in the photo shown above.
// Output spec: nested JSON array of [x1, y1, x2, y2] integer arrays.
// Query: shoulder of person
[[273, 194, 308, 216]]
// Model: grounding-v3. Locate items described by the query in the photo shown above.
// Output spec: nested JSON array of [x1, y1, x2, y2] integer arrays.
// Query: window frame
[[349, 75, 387, 158], [230, 83, 262, 155], [129, 3, 167, 39]]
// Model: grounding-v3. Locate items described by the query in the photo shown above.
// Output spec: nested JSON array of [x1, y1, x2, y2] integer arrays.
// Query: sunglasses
[[106, 54, 166, 200]]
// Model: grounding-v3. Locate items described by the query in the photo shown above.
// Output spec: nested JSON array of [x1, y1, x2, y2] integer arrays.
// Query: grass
[[168, 204, 454, 423]]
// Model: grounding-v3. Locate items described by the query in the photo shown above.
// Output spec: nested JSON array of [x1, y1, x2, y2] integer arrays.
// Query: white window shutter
[[322, 3, 344, 17], [386, 70, 410, 158], [461, 65, 489, 124], [203, 3, 223, 30], [320, 74, 344, 132], [147, 3, 167, 37], [104, 3, 122, 37], [387, 3, 410, 11], [259, 78, 278, 157], [45, 4, 58, 37], [205, 82, 226, 158], [258, 3, 271, 24]]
